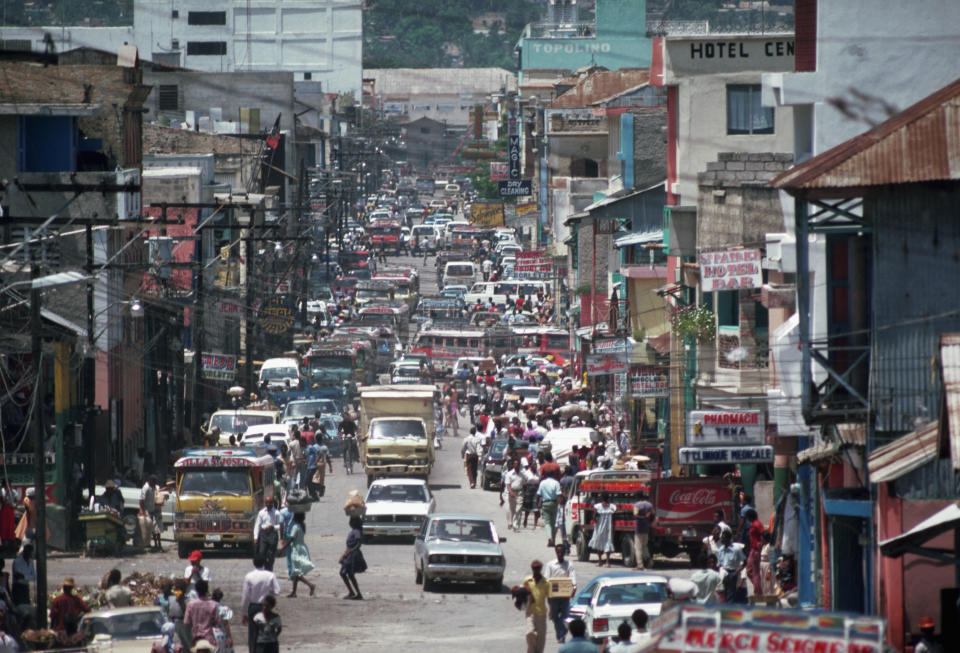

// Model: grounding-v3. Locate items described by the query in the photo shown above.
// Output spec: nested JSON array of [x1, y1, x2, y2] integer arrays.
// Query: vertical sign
[[508, 134, 521, 180]]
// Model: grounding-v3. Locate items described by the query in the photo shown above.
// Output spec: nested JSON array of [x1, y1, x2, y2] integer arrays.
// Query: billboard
[[201, 352, 237, 381], [470, 202, 505, 227], [586, 353, 628, 376], [630, 366, 669, 398]]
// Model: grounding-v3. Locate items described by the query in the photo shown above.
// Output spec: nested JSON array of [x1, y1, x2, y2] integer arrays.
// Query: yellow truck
[[173, 448, 276, 558], [358, 385, 436, 486]]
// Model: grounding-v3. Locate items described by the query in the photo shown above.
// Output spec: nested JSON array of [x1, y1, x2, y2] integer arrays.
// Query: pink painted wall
[[876, 494, 955, 650]]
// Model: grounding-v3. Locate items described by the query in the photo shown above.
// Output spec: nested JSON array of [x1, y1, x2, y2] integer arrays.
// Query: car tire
[[481, 476, 491, 491], [415, 564, 423, 585], [422, 574, 433, 592], [177, 542, 191, 559], [576, 530, 590, 562], [488, 577, 503, 592]]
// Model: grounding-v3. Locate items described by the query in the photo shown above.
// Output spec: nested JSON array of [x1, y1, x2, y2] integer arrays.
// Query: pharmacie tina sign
[[699, 248, 762, 291], [687, 409, 764, 446]]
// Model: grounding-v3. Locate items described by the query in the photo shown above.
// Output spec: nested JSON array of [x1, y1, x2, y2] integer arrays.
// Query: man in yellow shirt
[[523, 560, 550, 653]]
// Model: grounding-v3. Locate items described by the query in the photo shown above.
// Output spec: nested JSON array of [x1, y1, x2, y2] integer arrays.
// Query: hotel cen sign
[[666, 36, 795, 76]]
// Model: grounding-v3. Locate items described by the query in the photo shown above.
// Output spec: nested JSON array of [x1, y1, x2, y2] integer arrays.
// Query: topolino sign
[[687, 409, 765, 446]]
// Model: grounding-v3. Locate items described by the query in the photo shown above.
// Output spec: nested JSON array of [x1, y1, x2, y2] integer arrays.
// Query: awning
[[867, 420, 938, 483], [879, 502, 960, 560], [613, 230, 662, 248], [941, 333, 960, 469]]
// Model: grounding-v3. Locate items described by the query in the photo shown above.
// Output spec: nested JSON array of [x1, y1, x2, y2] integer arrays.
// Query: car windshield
[[210, 414, 273, 434], [179, 469, 250, 496], [447, 265, 473, 277], [357, 289, 391, 300], [367, 484, 428, 503], [371, 420, 426, 439], [430, 518, 494, 543], [517, 387, 541, 399], [83, 610, 165, 640], [394, 367, 420, 378], [489, 440, 508, 456], [597, 582, 667, 606]]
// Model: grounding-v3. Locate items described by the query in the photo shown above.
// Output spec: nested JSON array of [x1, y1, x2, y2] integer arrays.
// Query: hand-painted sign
[[259, 297, 295, 334], [586, 353, 628, 376], [687, 410, 765, 446], [699, 249, 762, 290], [678, 446, 774, 465], [201, 353, 237, 381], [498, 180, 532, 197], [630, 366, 668, 398]]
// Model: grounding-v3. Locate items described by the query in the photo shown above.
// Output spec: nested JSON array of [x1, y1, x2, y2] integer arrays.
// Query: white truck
[[358, 385, 436, 486]]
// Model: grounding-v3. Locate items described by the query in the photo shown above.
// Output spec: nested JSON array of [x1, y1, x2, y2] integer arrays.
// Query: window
[[303, 72, 312, 80], [186, 41, 227, 56], [188, 11, 226, 25], [172, 9, 179, 18], [18, 116, 77, 172], [715, 291, 739, 327], [157, 85, 178, 111], [727, 85, 774, 135]]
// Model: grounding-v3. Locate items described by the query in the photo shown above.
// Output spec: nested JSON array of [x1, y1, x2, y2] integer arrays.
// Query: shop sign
[[498, 180, 532, 197], [2, 453, 56, 465], [490, 161, 508, 181], [656, 622, 879, 652], [630, 366, 668, 398], [678, 445, 773, 465], [508, 135, 521, 179], [516, 203, 538, 216], [586, 353, 628, 376], [217, 300, 241, 315], [592, 338, 629, 354], [258, 297, 295, 335], [687, 409, 765, 446], [470, 202, 505, 227], [699, 249, 762, 291], [201, 352, 237, 381]]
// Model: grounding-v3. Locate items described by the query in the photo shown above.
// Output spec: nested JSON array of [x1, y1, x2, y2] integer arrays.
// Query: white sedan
[[362, 478, 436, 539], [582, 573, 669, 641]]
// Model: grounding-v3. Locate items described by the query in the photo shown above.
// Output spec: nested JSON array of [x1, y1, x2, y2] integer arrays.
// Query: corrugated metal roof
[[867, 420, 939, 483], [773, 75, 960, 194], [363, 68, 517, 96], [614, 230, 661, 247], [879, 502, 960, 558], [941, 333, 960, 470], [550, 69, 651, 108]]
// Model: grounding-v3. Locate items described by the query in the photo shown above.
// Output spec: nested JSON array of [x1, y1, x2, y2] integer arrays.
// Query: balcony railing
[[524, 21, 597, 39]]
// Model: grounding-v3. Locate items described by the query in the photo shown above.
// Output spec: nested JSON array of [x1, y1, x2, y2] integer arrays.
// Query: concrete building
[[0, 0, 362, 95], [363, 68, 517, 127]]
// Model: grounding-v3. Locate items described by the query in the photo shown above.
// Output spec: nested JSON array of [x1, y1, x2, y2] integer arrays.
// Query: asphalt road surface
[[48, 248, 694, 652]]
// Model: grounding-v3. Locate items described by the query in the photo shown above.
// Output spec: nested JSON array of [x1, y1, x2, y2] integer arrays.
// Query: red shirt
[[748, 519, 764, 551], [539, 461, 561, 479], [50, 592, 89, 632]]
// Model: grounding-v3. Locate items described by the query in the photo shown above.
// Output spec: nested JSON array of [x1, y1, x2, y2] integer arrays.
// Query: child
[[253, 595, 281, 653]]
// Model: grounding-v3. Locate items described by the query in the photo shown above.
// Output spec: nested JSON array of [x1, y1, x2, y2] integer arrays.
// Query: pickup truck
[[566, 470, 737, 567]]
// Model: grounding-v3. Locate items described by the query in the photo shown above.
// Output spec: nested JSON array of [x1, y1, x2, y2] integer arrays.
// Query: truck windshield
[[371, 420, 426, 439], [179, 469, 250, 496], [261, 367, 297, 380]]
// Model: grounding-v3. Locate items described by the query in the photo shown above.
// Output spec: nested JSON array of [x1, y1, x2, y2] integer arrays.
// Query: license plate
[[206, 534, 222, 542]]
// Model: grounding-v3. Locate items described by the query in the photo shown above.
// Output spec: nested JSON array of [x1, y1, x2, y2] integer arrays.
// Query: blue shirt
[[537, 477, 562, 502], [716, 543, 745, 572], [305, 443, 320, 469], [278, 506, 295, 538], [559, 637, 598, 653]]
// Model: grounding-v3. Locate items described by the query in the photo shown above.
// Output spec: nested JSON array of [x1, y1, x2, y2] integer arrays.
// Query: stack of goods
[[343, 490, 366, 518]]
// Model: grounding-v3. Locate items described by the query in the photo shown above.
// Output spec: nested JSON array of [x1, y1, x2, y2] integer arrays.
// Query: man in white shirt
[[502, 458, 524, 531], [253, 496, 282, 572], [287, 432, 303, 491], [240, 555, 281, 653], [461, 428, 483, 489], [544, 544, 576, 644]]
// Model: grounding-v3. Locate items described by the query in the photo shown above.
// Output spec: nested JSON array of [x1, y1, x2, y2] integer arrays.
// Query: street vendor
[[99, 479, 124, 514]]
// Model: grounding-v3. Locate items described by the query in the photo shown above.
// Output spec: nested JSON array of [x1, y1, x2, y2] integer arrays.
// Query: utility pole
[[191, 254, 205, 437], [84, 224, 96, 504], [29, 249, 48, 628], [245, 209, 257, 394]]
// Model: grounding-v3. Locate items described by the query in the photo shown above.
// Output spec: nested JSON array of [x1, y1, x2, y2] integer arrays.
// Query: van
[[412, 224, 440, 252], [442, 261, 478, 288], [464, 281, 495, 306], [258, 357, 301, 391]]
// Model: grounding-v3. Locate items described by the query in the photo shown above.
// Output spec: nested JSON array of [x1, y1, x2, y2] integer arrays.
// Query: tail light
[[592, 618, 608, 632]]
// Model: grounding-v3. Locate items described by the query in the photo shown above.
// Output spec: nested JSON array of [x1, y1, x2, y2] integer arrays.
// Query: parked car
[[362, 478, 436, 539], [479, 438, 529, 491], [582, 573, 669, 641], [414, 513, 506, 592], [81, 606, 166, 653]]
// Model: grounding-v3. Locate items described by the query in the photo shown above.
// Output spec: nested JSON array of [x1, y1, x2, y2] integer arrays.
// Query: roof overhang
[[879, 502, 960, 561]]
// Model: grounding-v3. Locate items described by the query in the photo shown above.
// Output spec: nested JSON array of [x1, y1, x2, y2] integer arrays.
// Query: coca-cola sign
[[655, 480, 732, 525]]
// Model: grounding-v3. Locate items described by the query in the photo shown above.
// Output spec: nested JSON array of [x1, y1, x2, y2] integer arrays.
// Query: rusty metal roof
[[773, 75, 960, 195], [550, 68, 651, 108], [867, 420, 939, 484]]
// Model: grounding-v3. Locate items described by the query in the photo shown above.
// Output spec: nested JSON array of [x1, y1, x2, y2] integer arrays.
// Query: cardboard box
[[548, 577, 574, 598]]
